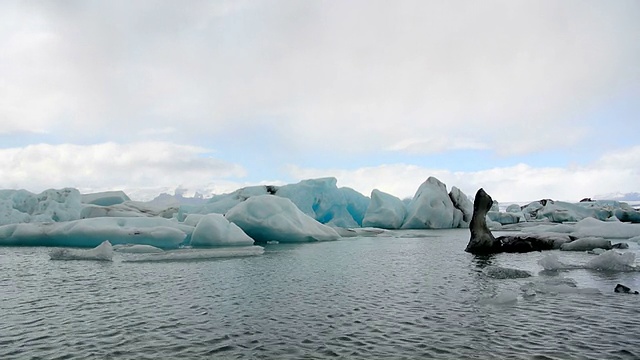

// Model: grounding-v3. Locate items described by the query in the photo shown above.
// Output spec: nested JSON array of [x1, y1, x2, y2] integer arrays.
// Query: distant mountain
[[593, 192, 640, 201]]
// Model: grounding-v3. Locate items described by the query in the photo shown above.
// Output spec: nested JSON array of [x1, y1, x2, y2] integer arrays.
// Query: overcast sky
[[1, 0, 639, 202]]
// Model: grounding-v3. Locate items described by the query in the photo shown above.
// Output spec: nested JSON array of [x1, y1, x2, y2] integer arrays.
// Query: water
[[2, 229, 640, 359]]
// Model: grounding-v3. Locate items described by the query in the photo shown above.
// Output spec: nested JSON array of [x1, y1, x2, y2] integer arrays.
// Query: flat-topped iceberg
[[225, 195, 340, 243], [0, 217, 191, 248]]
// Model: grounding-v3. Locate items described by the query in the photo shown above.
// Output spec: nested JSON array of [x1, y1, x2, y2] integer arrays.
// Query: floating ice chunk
[[585, 250, 636, 271], [572, 217, 640, 239], [123, 246, 264, 262], [520, 277, 600, 295], [402, 177, 455, 229], [524, 223, 576, 234], [487, 211, 522, 225], [113, 244, 164, 253], [190, 214, 254, 247], [479, 291, 518, 305], [588, 248, 607, 255], [560, 237, 611, 251], [49, 240, 113, 261], [225, 195, 340, 243], [628, 235, 640, 243], [538, 254, 576, 271], [483, 266, 532, 279], [362, 189, 406, 229]]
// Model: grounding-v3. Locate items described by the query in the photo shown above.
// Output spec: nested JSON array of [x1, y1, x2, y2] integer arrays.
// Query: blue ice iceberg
[[225, 195, 340, 243]]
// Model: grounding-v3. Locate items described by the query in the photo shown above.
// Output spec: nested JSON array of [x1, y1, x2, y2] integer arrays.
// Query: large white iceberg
[[225, 195, 340, 243], [402, 177, 456, 229], [190, 213, 254, 247], [362, 189, 406, 229]]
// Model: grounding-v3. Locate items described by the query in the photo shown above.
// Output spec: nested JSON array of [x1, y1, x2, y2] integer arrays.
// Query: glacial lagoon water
[[2, 229, 640, 359]]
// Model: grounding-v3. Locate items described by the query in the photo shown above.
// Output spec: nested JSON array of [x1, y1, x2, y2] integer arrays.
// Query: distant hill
[[593, 192, 640, 201]]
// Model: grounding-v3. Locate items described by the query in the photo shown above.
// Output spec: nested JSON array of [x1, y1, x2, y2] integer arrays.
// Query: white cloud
[[0, 142, 246, 196], [0, 1, 637, 155], [287, 146, 640, 202]]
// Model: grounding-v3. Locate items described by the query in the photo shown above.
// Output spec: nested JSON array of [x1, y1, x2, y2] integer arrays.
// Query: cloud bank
[[0, 1, 638, 202]]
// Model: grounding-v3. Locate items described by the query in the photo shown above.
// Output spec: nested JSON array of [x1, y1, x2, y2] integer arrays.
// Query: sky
[[1, 0, 639, 202]]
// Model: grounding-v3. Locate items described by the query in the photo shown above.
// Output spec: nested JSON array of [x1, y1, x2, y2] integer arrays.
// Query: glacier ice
[[362, 189, 406, 229], [225, 195, 340, 243], [190, 213, 254, 247], [49, 240, 114, 261]]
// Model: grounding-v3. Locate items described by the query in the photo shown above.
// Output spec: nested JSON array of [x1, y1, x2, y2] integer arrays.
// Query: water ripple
[[1, 231, 640, 359]]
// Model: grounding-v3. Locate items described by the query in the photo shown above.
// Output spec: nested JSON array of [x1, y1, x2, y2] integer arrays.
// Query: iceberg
[[449, 186, 473, 226], [190, 213, 254, 247], [81, 199, 179, 219], [572, 217, 640, 239], [0, 217, 192, 248], [362, 189, 406, 229], [402, 177, 456, 229], [225, 195, 340, 243], [49, 240, 114, 261], [585, 250, 636, 271], [520, 277, 600, 295], [276, 178, 369, 228]]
